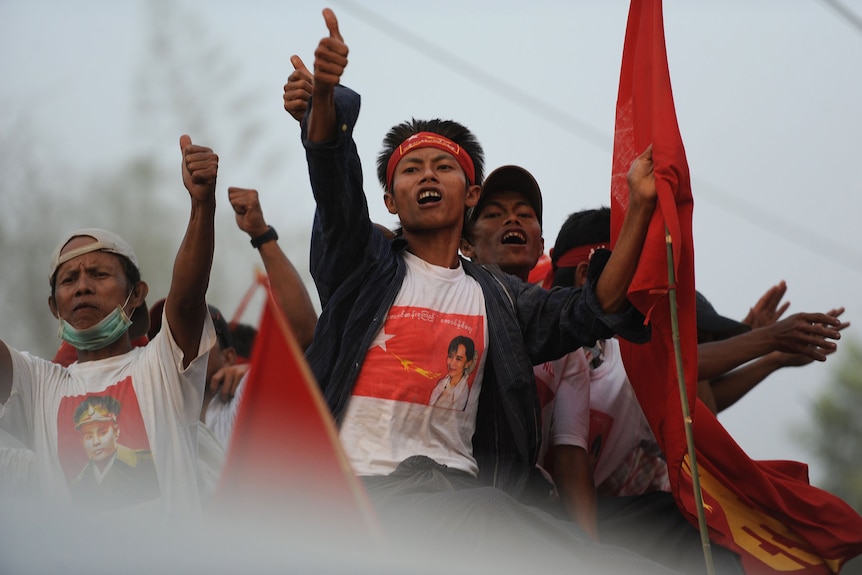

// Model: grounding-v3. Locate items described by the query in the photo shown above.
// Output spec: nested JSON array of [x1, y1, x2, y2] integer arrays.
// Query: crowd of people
[[0, 7, 854, 574]]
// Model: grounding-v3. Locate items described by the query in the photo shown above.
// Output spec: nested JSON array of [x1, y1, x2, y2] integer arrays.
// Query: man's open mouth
[[418, 190, 442, 205], [501, 231, 527, 245]]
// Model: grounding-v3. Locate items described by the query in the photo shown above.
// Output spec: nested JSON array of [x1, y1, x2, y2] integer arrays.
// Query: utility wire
[[330, 0, 611, 152], [333, 0, 862, 274], [820, 0, 862, 34]]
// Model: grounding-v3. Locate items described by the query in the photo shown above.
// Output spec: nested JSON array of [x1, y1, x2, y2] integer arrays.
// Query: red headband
[[385, 132, 476, 190], [542, 243, 607, 288]]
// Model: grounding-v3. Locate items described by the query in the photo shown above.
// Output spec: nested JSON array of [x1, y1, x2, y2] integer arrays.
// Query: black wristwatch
[[250, 226, 278, 249]]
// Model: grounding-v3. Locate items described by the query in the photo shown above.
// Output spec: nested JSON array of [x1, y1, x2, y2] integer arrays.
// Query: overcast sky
[[2, 0, 861, 486]]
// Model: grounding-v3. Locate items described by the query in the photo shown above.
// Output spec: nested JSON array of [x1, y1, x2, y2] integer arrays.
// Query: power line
[[332, 0, 862, 274], [331, 0, 610, 151], [820, 0, 862, 35], [692, 178, 862, 270]]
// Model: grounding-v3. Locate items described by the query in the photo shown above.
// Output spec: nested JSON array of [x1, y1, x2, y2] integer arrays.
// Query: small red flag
[[611, 1, 862, 573], [214, 288, 378, 534]]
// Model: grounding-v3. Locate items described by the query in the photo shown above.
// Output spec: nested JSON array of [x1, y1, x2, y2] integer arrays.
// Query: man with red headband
[[292, 9, 679, 570], [541, 206, 849, 572]]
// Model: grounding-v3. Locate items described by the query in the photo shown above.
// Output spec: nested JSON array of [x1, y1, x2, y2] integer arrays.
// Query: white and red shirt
[[583, 338, 669, 495], [339, 252, 488, 477], [0, 313, 215, 513], [534, 351, 591, 471]]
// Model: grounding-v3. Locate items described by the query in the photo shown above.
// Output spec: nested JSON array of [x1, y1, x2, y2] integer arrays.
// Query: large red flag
[[214, 287, 378, 536], [610, 1, 862, 573]]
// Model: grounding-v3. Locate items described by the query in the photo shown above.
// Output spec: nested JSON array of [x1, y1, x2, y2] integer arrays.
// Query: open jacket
[[301, 84, 649, 498]]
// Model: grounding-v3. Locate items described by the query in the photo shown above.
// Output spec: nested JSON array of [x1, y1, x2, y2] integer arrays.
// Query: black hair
[[208, 305, 234, 351], [551, 207, 610, 288], [447, 335, 476, 362], [375, 119, 485, 192], [230, 322, 258, 359]]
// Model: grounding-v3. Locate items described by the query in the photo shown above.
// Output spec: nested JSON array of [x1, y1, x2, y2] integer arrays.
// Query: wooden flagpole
[[665, 224, 715, 575]]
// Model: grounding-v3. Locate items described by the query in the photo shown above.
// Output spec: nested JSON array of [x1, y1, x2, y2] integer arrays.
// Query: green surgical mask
[[57, 292, 134, 351]]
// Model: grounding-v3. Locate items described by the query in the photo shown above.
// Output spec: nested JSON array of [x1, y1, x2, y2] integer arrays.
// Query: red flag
[[610, 1, 862, 573], [228, 266, 268, 328], [214, 288, 378, 535]]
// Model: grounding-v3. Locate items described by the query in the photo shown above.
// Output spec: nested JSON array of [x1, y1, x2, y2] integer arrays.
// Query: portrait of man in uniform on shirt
[[67, 394, 159, 511]]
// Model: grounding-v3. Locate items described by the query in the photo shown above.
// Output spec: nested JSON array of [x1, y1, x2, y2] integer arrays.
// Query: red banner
[[214, 289, 378, 534], [610, 1, 862, 572]]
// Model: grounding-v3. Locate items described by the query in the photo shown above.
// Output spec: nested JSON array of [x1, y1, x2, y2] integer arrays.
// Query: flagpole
[[229, 265, 269, 327], [665, 224, 715, 575]]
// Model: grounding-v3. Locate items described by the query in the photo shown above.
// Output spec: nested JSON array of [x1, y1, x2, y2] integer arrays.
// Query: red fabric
[[385, 131, 476, 189], [610, 1, 862, 573], [215, 291, 377, 531], [528, 252, 552, 285], [229, 268, 269, 328], [553, 244, 607, 271]]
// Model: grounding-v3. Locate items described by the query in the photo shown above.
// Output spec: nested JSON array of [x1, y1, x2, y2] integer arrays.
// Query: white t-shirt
[[195, 420, 225, 504], [0, 428, 36, 498], [204, 371, 249, 450], [580, 338, 668, 494], [0, 314, 215, 514], [534, 351, 591, 470], [339, 252, 488, 477], [428, 373, 470, 411]]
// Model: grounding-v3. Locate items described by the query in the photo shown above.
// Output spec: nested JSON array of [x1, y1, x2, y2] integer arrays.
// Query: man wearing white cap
[[0, 135, 219, 514]]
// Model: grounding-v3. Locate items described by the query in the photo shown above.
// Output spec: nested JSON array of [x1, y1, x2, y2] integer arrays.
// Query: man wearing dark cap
[[463, 165, 545, 281], [463, 184, 746, 575], [461, 165, 599, 539], [0, 135, 220, 513]]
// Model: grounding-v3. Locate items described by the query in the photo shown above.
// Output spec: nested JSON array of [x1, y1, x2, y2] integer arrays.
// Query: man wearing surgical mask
[[0, 134, 220, 514]]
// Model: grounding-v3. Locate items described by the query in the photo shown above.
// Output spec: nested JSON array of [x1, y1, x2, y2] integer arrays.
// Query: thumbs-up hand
[[179, 134, 218, 202], [283, 55, 313, 122], [313, 8, 348, 95]]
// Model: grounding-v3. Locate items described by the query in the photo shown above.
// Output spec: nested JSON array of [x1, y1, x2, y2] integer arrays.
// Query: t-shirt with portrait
[[339, 252, 488, 477], [0, 313, 215, 514]]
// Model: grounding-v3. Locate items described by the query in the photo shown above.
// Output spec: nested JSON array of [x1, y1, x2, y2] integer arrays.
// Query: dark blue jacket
[[302, 85, 649, 498]]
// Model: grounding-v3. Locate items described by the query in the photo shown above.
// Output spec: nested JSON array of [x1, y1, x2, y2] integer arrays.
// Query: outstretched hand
[[228, 187, 269, 239], [284, 55, 313, 122], [180, 134, 218, 202], [767, 309, 845, 362], [771, 307, 849, 367], [313, 8, 348, 96], [743, 280, 790, 328]]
